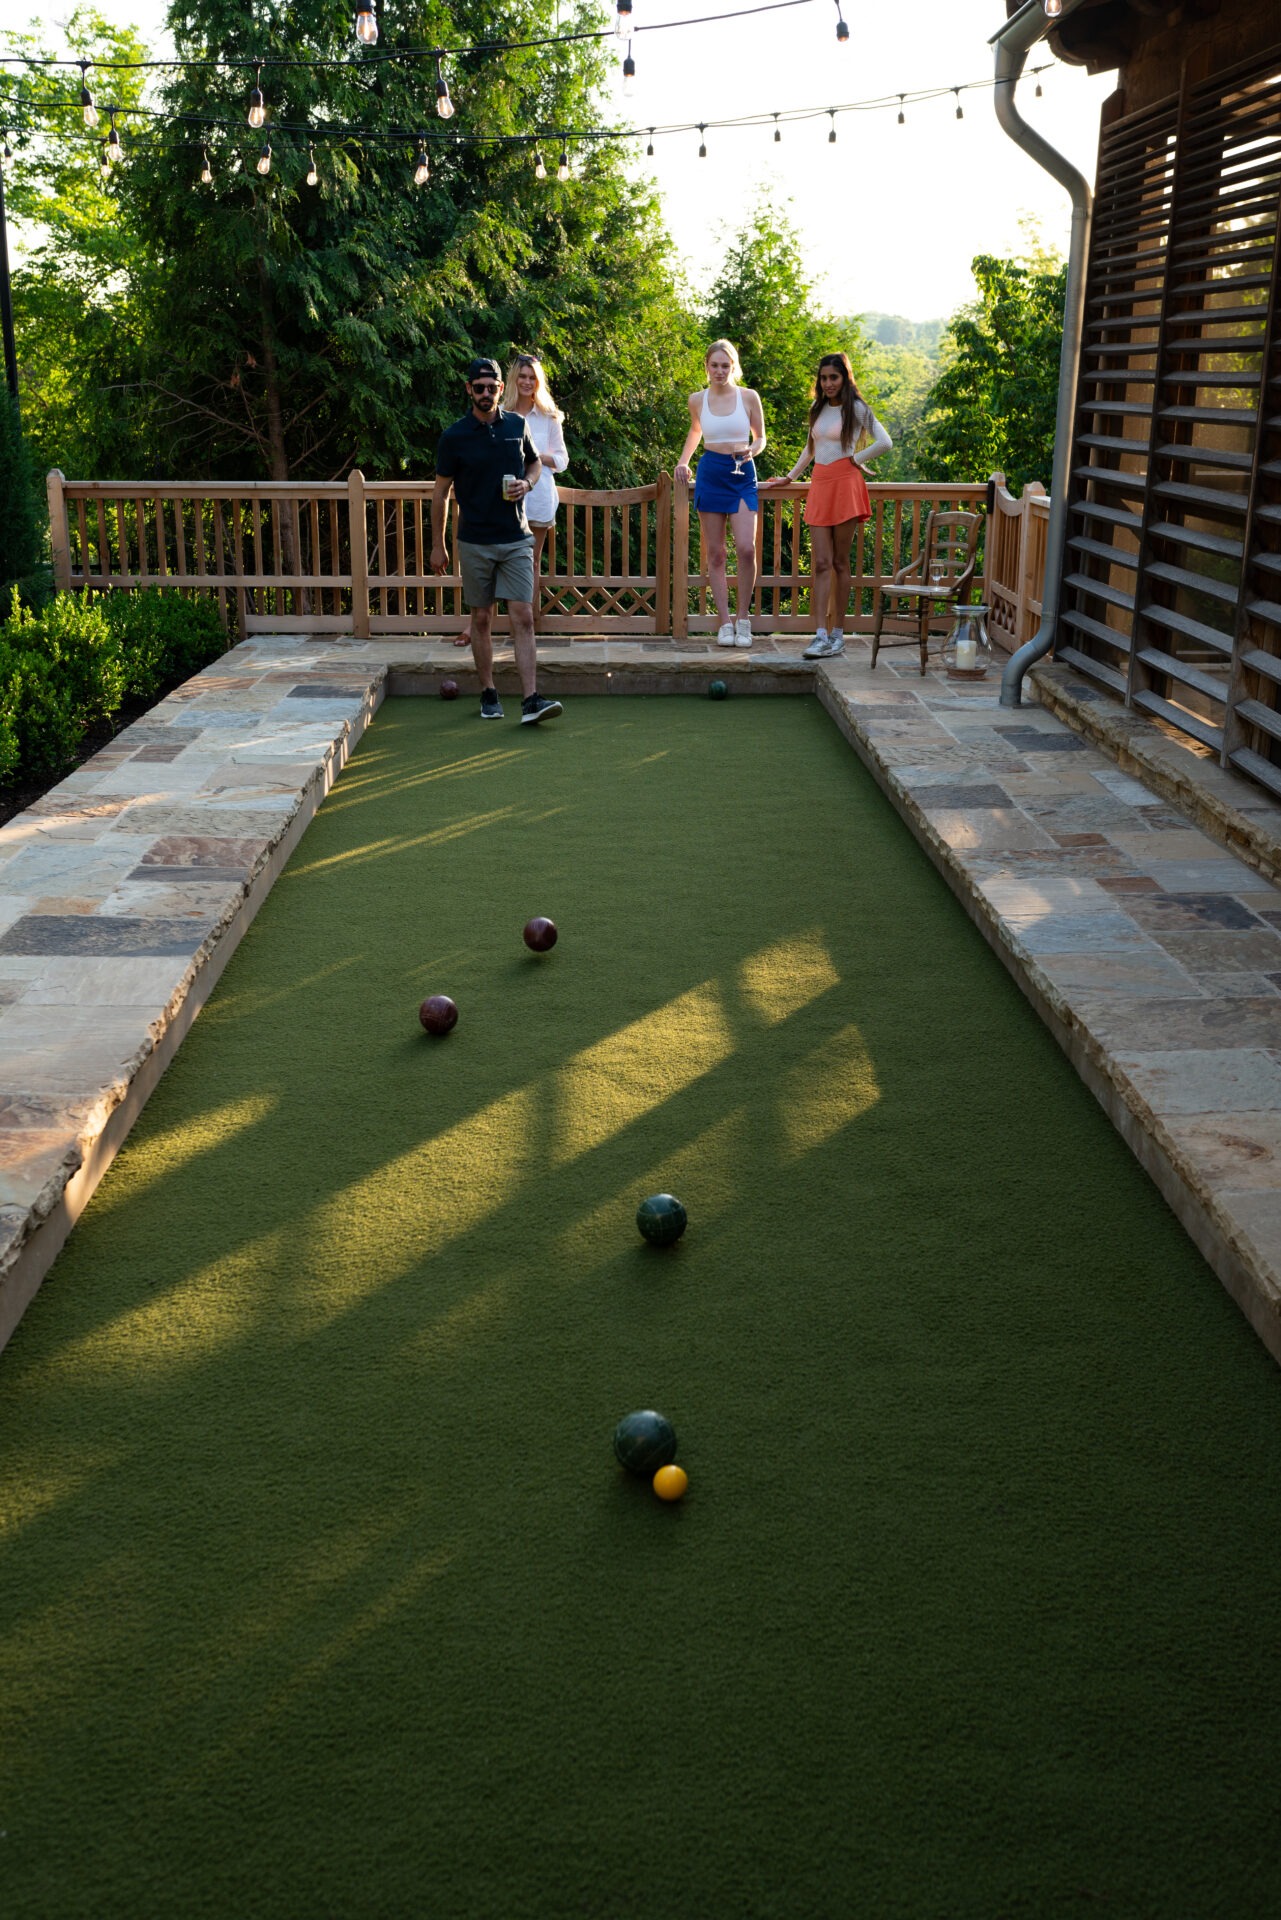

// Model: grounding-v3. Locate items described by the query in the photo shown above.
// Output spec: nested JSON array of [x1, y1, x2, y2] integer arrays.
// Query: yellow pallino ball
[[652, 1464, 688, 1502]]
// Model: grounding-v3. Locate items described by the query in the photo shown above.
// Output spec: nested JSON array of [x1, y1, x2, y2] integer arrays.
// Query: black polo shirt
[[435, 408, 540, 545]]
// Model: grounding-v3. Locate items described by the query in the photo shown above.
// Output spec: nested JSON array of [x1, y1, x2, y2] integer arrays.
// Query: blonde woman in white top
[[760, 352, 892, 658], [454, 353, 569, 644], [674, 340, 768, 648]]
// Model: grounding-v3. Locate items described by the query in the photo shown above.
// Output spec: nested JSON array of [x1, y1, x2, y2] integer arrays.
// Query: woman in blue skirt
[[675, 340, 768, 648]]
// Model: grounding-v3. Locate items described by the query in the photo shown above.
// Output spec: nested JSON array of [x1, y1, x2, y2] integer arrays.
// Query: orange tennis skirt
[[804, 459, 871, 527]]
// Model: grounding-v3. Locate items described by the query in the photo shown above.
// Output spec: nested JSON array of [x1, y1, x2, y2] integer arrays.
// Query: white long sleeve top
[[520, 409, 569, 525]]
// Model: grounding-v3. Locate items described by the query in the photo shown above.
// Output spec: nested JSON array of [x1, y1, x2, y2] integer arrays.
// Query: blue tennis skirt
[[693, 450, 758, 514]]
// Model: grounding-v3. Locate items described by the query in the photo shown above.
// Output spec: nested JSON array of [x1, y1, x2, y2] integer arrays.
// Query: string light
[[1043, 0, 1062, 15], [773, 112, 781, 142], [616, 0, 633, 38], [1035, 76, 1043, 98], [306, 142, 318, 184], [99, 140, 110, 178], [827, 109, 836, 143], [623, 44, 636, 96], [256, 141, 271, 175], [354, 4, 379, 46], [897, 95, 905, 124], [79, 61, 97, 129], [248, 67, 266, 129], [534, 147, 547, 177], [698, 122, 707, 157], [413, 140, 429, 185], [106, 110, 121, 163], [834, 1, 848, 43], [954, 88, 963, 120], [646, 127, 654, 156], [434, 55, 454, 119], [556, 145, 569, 180], [199, 144, 211, 183]]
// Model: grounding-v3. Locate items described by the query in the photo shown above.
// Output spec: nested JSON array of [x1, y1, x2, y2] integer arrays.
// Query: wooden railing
[[985, 474, 1050, 652], [48, 468, 1049, 644]]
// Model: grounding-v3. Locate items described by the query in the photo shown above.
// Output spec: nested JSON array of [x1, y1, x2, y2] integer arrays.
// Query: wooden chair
[[871, 510, 982, 675]]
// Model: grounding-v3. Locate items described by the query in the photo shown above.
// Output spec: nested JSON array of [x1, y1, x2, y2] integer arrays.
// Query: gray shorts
[[458, 538, 535, 611]]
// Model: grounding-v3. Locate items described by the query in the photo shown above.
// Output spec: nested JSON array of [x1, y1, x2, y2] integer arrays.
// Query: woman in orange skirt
[[760, 354, 891, 658]]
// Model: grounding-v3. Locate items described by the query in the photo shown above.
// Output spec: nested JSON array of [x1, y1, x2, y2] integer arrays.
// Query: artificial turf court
[[2, 693, 1280, 1918]]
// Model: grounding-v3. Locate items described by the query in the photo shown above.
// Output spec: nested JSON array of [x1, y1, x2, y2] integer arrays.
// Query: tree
[[917, 253, 1066, 491], [702, 196, 860, 474], [0, 395, 44, 595], [2, 4, 699, 485]]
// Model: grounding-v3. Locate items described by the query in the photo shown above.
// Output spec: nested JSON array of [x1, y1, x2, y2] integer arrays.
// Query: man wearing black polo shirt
[[430, 357, 563, 726]]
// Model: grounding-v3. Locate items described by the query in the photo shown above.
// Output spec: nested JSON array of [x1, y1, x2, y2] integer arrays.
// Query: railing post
[[348, 469, 370, 638], [1020, 481, 1047, 644], [655, 472, 672, 636], [46, 470, 72, 593], [672, 469, 689, 641]]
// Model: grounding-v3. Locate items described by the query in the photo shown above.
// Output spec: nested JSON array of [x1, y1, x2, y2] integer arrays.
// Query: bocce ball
[[636, 1192, 688, 1247], [440, 678, 459, 700], [708, 679, 728, 701], [614, 1410, 678, 1476], [418, 994, 458, 1036], [653, 1464, 689, 1502], [523, 916, 558, 953]]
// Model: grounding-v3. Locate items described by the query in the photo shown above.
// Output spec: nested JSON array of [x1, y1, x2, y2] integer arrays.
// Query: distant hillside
[[858, 313, 946, 355]]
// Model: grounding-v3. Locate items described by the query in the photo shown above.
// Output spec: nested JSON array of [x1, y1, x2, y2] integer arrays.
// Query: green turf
[[2, 695, 1280, 1919]]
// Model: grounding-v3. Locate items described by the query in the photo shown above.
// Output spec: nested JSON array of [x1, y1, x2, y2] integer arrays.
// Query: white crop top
[[813, 402, 868, 464], [700, 385, 751, 448]]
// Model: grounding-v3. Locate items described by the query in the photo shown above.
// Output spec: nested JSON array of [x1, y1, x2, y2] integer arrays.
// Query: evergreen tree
[[0, 396, 43, 595]]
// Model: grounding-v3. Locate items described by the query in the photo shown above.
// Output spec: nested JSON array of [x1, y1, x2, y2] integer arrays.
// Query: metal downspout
[[990, 3, 1094, 706]]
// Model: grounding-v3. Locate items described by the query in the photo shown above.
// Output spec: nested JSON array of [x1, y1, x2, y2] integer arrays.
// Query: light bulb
[[435, 59, 454, 119], [616, 0, 633, 38], [698, 125, 707, 159], [828, 113, 836, 144], [413, 144, 430, 185], [80, 68, 98, 129], [248, 81, 266, 130], [623, 50, 635, 96], [954, 91, 963, 120], [200, 148, 212, 184], [557, 148, 569, 181], [99, 141, 111, 177], [897, 97, 905, 125], [257, 143, 271, 175], [1035, 78, 1043, 98], [1043, 0, 1062, 14], [534, 149, 547, 178], [646, 129, 654, 157], [773, 115, 781, 144], [355, 5, 378, 44], [834, 1, 849, 42], [107, 116, 121, 163], [306, 146, 318, 186]]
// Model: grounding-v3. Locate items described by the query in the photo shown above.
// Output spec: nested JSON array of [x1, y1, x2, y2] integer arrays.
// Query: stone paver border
[[1, 632, 1279, 1366]]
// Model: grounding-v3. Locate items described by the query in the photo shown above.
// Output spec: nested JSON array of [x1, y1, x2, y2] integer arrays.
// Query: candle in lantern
[[955, 637, 978, 670]]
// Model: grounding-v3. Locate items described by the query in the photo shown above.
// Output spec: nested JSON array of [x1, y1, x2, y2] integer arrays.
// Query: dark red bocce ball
[[439, 678, 460, 700], [419, 995, 459, 1036], [523, 917, 558, 954]]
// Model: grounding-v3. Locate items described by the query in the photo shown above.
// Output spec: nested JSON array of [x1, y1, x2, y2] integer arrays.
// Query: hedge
[[0, 588, 228, 789]]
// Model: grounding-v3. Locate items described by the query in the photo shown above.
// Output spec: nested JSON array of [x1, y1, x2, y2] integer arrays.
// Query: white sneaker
[[805, 634, 845, 659], [734, 617, 753, 648], [716, 622, 737, 648], [802, 630, 829, 660]]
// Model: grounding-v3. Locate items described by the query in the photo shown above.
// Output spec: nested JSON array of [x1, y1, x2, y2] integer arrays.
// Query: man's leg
[[508, 601, 537, 698], [469, 603, 496, 686]]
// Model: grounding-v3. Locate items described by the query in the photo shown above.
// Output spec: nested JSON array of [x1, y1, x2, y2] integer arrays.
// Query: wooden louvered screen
[[1058, 43, 1281, 794]]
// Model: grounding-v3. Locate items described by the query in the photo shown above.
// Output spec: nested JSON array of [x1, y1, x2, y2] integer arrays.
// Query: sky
[[4, 0, 1121, 323]]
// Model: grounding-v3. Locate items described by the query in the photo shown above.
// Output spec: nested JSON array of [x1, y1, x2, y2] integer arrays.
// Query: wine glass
[[731, 442, 748, 479]]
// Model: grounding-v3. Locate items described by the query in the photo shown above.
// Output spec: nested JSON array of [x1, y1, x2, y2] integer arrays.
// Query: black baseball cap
[[466, 357, 502, 382]]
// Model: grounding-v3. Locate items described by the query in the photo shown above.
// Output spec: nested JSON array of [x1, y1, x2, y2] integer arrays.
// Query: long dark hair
[[808, 353, 870, 454]]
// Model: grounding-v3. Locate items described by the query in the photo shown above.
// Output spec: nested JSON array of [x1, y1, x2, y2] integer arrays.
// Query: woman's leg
[[810, 526, 835, 635], [729, 502, 758, 622], [827, 516, 861, 635], [530, 525, 549, 634], [699, 512, 731, 628]]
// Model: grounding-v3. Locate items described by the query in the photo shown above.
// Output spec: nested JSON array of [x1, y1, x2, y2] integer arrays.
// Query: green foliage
[[918, 253, 1066, 492], [861, 313, 945, 355], [2, 4, 699, 487], [702, 197, 861, 475], [103, 588, 227, 698], [0, 396, 44, 595], [0, 586, 226, 789], [856, 342, 938, 483]]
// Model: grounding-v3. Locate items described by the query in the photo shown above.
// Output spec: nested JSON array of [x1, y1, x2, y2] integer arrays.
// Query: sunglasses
[[470, 380, 500, 392]]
